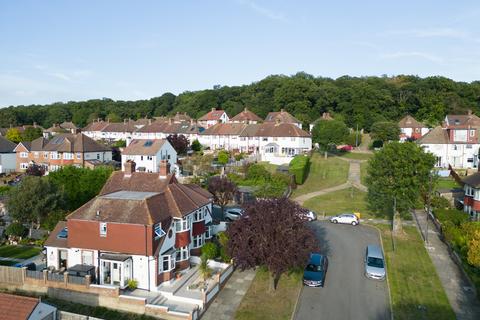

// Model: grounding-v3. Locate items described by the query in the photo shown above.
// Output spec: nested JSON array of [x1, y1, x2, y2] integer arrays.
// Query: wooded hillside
[[2, 72, 479, 130]]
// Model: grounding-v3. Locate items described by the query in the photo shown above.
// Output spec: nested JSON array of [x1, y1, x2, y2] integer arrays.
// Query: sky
[[1, 0, 480, 107]]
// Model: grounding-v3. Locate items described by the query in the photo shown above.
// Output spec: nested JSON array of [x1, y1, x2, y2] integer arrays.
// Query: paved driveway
[[294, 221, 390, 320]]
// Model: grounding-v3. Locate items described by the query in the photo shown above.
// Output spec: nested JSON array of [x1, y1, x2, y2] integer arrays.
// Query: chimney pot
[[211, 108, 216, 112], [468, 109, 473, 116]]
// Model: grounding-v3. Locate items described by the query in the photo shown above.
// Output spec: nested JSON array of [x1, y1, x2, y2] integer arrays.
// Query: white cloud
[[380, 51, 444, 63], [48, 72, 71, 81]]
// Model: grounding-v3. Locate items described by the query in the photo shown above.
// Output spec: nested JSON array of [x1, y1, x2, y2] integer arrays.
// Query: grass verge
[[303, 187, 381, 219], [376, 224, 455, 320], [0, 245, 42, 259], [340, 152, 373, 161], [235, 269, 302, 320], [292, 153, 349, 197]]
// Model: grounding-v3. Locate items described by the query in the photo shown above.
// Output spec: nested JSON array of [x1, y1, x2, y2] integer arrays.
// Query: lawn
[[360, 161, 368, 185], [303, 187, 378, 219], [435, 177, 459, 190], [0, 245, 42, 260], [292, 153, 349, 197], [376, 225, 455, 320], [339, 152, 373, 161], [235, 269, 302, 320]]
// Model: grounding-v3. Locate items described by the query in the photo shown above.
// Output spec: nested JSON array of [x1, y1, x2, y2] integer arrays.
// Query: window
[[192, 234, 204, 248], [100, 222, 107, 237], [154, 223, 165, 238], [205, 226, 212, 239], [147, 156, 153, 161], [96, 154, 100, 160], [20, 152, 28, 158], [471, 130, 475, 137], [34, 152, 39, 158], [20, 163, 29, 170], [176, 246, 189, 261], [50, 152, 60, 159], [467, 144, 473, 149], [76, 153, 82, 159], [44, 152, 48, 159], [82, 251, 94, 265], [140, 156, 144, 161], [159, 254, 175, 273], [262, 137, 268, 141], [63, 153, 73, 160], [193, 209, 204, 222], [175, 218, 189, 232], [453, 145, 458, 151], [291, 137, 295, 141]]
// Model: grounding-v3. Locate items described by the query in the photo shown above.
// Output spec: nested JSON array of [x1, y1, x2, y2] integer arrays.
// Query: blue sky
[[1, 0, 480, 107]]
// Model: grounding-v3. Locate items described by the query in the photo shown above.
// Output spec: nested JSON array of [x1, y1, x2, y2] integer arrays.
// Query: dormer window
[[100, 222, 107, 237], [154, 223, 166, 239]]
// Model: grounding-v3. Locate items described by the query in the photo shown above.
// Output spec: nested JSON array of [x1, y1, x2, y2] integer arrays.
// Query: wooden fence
[[0, 265, 23, 284]]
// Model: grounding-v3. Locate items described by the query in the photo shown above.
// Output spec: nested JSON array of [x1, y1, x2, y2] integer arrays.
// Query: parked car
[[303, 253, 328, 287], [14, 262, 36, 271], [364, 245, 386, 280], [336, 145, 353, 151], [305, 210, 317, 222], [330, 213, 359, 225], [224, 208, 244, 221]]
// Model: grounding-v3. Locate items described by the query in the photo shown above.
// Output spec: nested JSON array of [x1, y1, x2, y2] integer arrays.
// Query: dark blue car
[[303, 253, 328, 287]]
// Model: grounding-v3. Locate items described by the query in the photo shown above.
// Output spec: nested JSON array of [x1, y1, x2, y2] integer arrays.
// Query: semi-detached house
[[44, 160, 213, 291], [418, 111, 480, 169], [462, 171, 480, 220], [121, 138, 177, 173], [14, 133, 112, 172]]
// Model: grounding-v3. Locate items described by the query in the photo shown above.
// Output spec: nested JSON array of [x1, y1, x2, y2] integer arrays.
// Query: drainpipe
[[145, 225, 150, 291]]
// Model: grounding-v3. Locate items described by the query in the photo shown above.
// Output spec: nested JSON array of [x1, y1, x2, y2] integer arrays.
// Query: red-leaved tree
[[207, 176, 238, 215], [227, 198, 318, 291], [167, 134, 189, 155]]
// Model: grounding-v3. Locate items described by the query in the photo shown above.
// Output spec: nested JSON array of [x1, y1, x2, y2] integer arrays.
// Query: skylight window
[[154, 223, 166, 238], [57, 227, 68, 239], [144, 140, 153, 147]]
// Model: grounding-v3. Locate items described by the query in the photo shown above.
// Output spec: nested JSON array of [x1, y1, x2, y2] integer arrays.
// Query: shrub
[[289, 155, 310, 184], [127, 279, 138, 290], [5, 222, 27, 237], [112, 140, 126, 148], [191, 139, 202, 152], [246, 164, 271, 182], [201, 242, 218, 260], [435, 209, 470, 226], [217, 231, 231, 262], [217, 150, 230, 165], [234, 153, 245, 161], [431, 195, 450, 210], [442, 221, 466, 250], [345, 132, 362, 147], [0, 185, 11, 195], [371, 140, 383, 149]]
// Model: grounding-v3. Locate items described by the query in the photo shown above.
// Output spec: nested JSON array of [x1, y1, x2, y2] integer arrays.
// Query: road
[[294, 221, 390, 320]]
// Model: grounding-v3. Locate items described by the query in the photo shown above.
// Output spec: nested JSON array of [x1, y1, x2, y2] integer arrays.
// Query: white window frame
[[63, 152, 73, 160], [20, 152, 28, 158], [76, 152, 82, 159], [154, 223, 166, 239], [158, 254, 175, 273], [100, 222, 107, 237], [44, 152, 48, 159], [192, 234, 204, 248], [176, 246, 189, 261], [50, 152, 60, 159], [20, 163, 29, 169], [33, 152, 39, 158], [471, 130, 475, 137], [193, 209, 204, 222], [175, 218, 189, 232], [205, 225, 212, 239]]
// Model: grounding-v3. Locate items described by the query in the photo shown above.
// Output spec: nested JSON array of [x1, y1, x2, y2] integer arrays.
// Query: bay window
[[175, 217, 190, 232], [158, 254, 175, 273], [193, 209, 204, 222], [192, 234, 204, 248], [176, 246, 189, 261]]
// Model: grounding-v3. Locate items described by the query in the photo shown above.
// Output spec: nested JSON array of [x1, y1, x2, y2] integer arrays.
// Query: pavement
[[201, 268, 256, 320], [294, 157, 367, 205], [293, 221, 390, 320], [413, 210, 480, 320]]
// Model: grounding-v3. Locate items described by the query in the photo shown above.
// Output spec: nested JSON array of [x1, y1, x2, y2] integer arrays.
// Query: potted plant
[[127, 279, 138, 291]]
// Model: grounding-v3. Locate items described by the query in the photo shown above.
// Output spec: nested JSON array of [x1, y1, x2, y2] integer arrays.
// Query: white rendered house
[[121, 139, 177, 173]]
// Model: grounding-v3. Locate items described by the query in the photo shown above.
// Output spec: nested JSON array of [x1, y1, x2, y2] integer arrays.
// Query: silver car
[[224, 208, 244, 221], [330, 213, 359, 226], [365, 245, 386, 280]]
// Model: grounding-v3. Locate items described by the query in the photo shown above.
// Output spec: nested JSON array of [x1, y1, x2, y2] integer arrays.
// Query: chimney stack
[[124, 160, 136, 176], [468, 109, 473, 116], [169, 118, 174, 125], [275, 118, 281, 126], [148, 118, 152, 125], [159, 160, 170, 178], [280, 109, 285, 113], [211, 107, 216, 112]]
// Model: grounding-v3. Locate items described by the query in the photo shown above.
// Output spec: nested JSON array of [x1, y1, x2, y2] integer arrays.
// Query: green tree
[[191, 139, 202, 152], [48, 166, 113, 211], [370, 121, 401, 143], [106, 112, 122, 122], [7, 176, 65, 227], [365, 142, 436, 218], [6, 128, 22, 143], [217, 150, 230, 165], [201, 242, 218, 260], [21, 126, 43, 141], [311, 120, 349, 148]]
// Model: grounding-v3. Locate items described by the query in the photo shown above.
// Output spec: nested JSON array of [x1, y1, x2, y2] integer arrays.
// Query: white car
[[304, 211, 317, 222], [330, 213, 359, 226], [224, 208, 244, 221]]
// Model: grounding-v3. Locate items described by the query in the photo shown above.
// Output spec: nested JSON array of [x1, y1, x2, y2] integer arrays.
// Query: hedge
[[434, 209, 470, 226], [289, 155, 310, 185]]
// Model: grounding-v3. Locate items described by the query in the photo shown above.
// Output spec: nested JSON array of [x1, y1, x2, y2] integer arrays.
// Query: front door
[[111, 262, 121, 286]]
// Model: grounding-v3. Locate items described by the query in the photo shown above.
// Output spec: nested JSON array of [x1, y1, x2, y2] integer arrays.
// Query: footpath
[[294, 157, 367, 205], [413, 209, 480, 320]]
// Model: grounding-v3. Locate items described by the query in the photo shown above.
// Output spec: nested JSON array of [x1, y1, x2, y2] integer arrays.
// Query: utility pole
[[355, 124, 359, 148]]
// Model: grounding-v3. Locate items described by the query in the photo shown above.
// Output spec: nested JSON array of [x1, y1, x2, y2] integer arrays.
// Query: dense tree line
[[2, 73, 480, 130]]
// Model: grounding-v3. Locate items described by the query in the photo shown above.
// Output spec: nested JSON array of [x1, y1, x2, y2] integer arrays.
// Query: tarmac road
[[294, 221, 391, 320]]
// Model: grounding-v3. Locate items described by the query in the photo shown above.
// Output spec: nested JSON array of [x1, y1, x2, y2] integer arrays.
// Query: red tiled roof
[[200, 123, 249, 136], [0, 293, 39, 320], [230, 108, 263, 123], [198, 109, 227, 121], [264, 110, 301, 124], [244, 122, 310, 137]]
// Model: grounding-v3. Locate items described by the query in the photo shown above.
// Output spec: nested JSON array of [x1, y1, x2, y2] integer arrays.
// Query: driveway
[[294, 221, 390, 320]]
